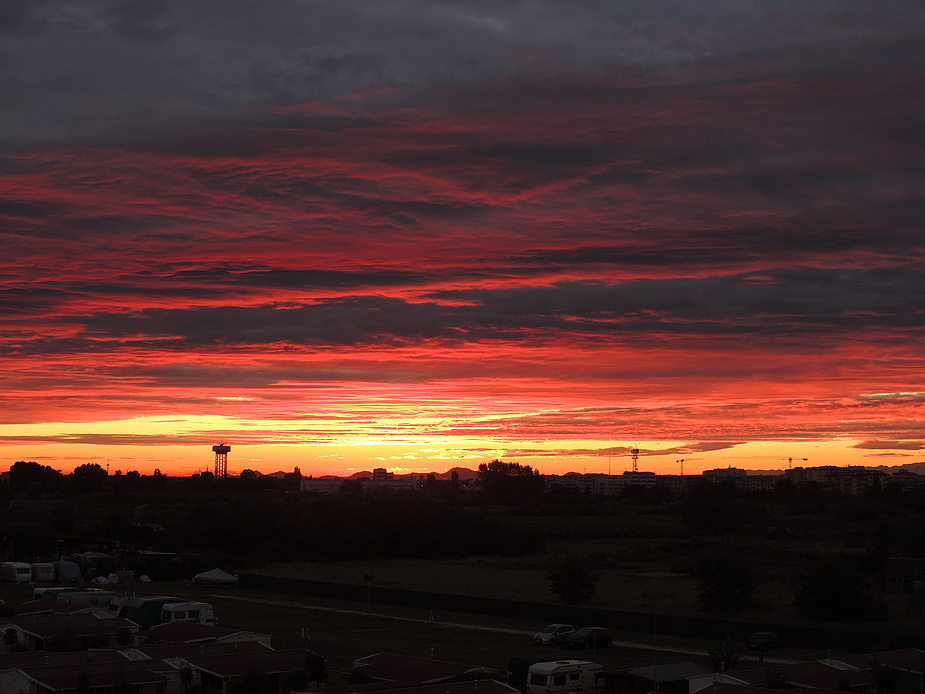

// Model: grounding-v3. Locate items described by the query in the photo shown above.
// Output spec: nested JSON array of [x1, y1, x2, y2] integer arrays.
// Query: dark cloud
[[1, 265, 917, 355], [854, 440, 925, 451], [502, 441, 743, 459], [169, 267, 429, 289], [1, 1, 924, 468], [2, 0, 922, 143], [74, 298, 449, 347]]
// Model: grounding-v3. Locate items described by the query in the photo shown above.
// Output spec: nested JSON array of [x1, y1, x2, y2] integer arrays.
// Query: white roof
[[529, 661, 601, 675]]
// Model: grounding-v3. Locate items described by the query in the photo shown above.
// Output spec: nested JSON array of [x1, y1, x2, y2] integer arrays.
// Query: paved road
[[209, 593, 798, 664]]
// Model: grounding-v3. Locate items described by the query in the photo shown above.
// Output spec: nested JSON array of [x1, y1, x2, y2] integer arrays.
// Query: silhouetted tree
[[707, 638, 744, 671], [548, 555, 598, 604], [681, 481, 760, 533], [69, 463, 108, 495], [692, 548, 758, 611], [793, 555, 887, 621], [305, 652, 327, 683], [179, 666, 194, 694], [229, 667, 266, 694], [763, 668, 788, 689], [10, 461, 62, 494], [477, 459, 544, 505]]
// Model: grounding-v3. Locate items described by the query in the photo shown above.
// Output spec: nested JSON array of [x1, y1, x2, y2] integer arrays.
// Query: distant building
[[622, 471, 658, 488], [702, 467, 780, 492], [786, 465, 884, 494], [702, 467, 747, 480], [301, 476, 347, 493], [887, 469, 925, 489], [658, 474, 696, 495], [552, 473, 624, 496], [300, 469, 417, 493]]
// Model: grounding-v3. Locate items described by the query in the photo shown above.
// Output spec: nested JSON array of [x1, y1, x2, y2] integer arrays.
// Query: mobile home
[[527, 660, 604, 694], [33, 586, 77, 601], [1, 562, 32, 583], [160, 601, 215, 626]]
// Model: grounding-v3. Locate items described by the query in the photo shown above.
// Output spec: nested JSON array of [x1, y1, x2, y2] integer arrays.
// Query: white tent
[[193, 568, 240, 586]]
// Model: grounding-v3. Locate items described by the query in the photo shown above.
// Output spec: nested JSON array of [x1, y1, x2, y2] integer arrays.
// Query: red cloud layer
[[2, 63, 924, 465]]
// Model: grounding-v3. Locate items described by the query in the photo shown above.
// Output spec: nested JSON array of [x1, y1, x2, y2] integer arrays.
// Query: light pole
[[364, 574, 373, 647]]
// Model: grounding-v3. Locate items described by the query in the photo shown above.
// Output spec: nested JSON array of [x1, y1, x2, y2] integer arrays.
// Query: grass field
[[252, 530, 925, 638], [0, 496, 917, 680], [0, 578, 830, 679]]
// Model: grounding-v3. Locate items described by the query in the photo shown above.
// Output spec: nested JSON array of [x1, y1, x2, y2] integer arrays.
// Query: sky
[[2, 1, 924, 477]]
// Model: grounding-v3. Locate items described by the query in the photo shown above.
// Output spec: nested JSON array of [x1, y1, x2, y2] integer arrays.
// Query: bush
[[692, 549, 758, 611], [548, 555, 598, 604], [793, 556, 887, 621]]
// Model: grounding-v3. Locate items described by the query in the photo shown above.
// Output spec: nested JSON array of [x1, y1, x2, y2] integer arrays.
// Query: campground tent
[[193, 568, 240, 587]]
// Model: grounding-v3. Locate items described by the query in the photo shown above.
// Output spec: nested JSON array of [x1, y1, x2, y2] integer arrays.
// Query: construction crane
[[723, 455, 808, 470], [676, 457, 702, 475]]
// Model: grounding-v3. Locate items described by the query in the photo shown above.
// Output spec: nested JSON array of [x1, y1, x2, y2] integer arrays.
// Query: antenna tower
[[631, 447, 640, 473], [212, 443, 231, 477]]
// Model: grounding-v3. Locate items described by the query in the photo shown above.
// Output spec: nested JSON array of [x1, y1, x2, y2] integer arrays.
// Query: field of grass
[[2, 490, 920, 678], [0, 579, 831, 678], [253, 529, 925, 639]]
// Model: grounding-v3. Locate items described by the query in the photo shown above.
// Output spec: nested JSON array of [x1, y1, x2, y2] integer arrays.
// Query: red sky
[[1, 2, 924, 476]]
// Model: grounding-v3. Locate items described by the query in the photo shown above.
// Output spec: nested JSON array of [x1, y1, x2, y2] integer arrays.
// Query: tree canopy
[[477, 459, 544, 505]]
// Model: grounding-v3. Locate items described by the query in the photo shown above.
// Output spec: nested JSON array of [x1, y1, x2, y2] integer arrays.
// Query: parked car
[[533, 623, 575, 645], [565, 627, 612, 649], [747, 632, 782, 650]]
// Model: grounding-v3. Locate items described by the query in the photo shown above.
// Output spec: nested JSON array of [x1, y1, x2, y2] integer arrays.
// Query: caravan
[[109, 596, 187, 629], [56, 589, 116, 607], [30, 563, 55, 582], [526, 660, 604, 694], [33, 586, 78, 601], [1, 562, 32, 583], [160, 601, 215, 626]]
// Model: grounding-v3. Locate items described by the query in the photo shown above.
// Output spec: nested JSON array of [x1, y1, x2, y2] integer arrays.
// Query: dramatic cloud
[[1, 0, 924, 474]]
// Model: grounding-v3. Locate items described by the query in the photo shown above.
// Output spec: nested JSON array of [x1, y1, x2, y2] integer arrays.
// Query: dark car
[[565, 627, 612, 649], [747, 632, 782, 650]]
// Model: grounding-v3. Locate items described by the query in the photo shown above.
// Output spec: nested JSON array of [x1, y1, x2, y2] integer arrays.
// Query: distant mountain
[[746, 462, 925, 476], [866, 461, 925, 475], [441, 467, 478, 480]]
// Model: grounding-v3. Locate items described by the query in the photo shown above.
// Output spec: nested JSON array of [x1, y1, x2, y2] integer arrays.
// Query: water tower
[[212, 443, 231, 477]]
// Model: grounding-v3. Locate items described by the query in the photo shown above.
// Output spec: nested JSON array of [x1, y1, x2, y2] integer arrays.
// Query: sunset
[[2, 1, 924, 477]]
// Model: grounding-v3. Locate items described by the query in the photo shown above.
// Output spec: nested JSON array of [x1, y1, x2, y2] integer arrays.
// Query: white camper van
[[160, 601, 215, 626], [526, 660, 604, 694], [1, 562, 33, 583]]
